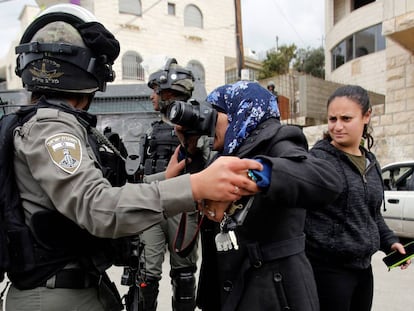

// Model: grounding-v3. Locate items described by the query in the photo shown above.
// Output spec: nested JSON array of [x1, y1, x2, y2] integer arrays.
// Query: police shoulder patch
[[45, 133, 82, 174]]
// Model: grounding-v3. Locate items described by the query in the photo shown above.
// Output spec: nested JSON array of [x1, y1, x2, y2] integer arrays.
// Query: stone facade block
[[386, 76, 406, 91], [385, 123, 409, 136], [405, 63, 414, 87], [374, 125, 386, 138], [406, 86, 414, 98], [393, 88, 408, 101], [386, 101, 406, 113], [387, 66, 405, 81], [393, 110, 414, 123]]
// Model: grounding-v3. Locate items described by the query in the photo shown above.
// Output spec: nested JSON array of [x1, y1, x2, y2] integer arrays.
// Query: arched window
[[187, 60, 206, 100], [184, 5, 203, 28], [119, 0, 142, 16], [187, 60, 205, 84], [122, 51, 145, 81]]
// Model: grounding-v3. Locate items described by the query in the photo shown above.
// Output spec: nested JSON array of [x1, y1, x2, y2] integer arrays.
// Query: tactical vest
[[1, 98, 129, 289], [144, 120, 180, 175]]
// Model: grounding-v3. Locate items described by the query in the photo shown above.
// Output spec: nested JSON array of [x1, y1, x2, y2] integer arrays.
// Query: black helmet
[[15, 4, 120, 93], [147, 58, 194, 100]]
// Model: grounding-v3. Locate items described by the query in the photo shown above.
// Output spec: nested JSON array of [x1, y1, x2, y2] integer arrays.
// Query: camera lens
[[167, 101, 197, 126], [166, 100, 217, 136]]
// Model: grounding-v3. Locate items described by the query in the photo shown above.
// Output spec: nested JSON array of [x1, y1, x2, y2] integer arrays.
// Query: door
[[382, 163, 414, 238]]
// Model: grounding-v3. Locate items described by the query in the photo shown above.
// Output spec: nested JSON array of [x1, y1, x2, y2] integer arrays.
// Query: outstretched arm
[[191, 156, 262, 202]]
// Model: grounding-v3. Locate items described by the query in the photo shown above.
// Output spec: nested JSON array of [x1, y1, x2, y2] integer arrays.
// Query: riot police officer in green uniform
[[3, 4, 262, 310], [141, 59, 211, 311]]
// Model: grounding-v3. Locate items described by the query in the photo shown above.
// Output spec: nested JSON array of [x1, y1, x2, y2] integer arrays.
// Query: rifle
[[95, 128, 148, 310], [120, 236, 146, 311]]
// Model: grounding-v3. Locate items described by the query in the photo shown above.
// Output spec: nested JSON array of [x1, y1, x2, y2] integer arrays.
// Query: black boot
[[141, 277, 159, 311], [171, 267, 197, 311]]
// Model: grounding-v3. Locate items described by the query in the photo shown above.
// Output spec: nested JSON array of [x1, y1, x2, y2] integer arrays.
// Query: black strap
[[173, 212, 204, 258], [173, 138, 207, 257]]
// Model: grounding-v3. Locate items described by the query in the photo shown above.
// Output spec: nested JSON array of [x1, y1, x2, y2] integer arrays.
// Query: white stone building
[[2, 0, 238, 94], [306, 0, 414, 165], [325, 0, 387, 94]]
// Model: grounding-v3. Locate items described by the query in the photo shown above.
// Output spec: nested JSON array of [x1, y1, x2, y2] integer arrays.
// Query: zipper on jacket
[[362, 161, 374, 183]]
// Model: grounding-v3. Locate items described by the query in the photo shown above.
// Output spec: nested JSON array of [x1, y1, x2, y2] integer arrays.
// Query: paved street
[[108, 247, 414, 311], [108, 247, 202, 311], [371, 251, 414, 311], [1, 247, 413, 310]]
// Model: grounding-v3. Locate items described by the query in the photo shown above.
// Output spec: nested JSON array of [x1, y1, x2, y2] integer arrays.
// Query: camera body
[[166, 99, 217, 137]]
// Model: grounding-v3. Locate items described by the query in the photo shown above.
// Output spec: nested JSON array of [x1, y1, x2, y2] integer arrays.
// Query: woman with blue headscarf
[[196, 81, 343, 311]]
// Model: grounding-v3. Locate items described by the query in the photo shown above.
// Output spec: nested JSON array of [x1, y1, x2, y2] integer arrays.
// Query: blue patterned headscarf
[[206, 81, 280, 154]]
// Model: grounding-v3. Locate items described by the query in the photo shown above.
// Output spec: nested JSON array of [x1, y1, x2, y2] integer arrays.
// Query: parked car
[[381, 161, 414, 239]]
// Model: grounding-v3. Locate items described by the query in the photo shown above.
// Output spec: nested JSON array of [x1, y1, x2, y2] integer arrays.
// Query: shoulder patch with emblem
[[45, 133, 82, 174]]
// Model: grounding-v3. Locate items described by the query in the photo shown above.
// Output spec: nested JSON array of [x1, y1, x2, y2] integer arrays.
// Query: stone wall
[[371, 39, 414, 166]]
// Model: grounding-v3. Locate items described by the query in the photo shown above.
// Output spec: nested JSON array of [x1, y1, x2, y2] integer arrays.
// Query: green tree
[[293, 47, 325, 79], [258, 44, 297, 79]]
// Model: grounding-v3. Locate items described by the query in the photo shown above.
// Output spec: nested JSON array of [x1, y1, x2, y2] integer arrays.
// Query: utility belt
[[41, 268, 99, 289], [221, 234, 305, 311], [39, 267, 123, 310]]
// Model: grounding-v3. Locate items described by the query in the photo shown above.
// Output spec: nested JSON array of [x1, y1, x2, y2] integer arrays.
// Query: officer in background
[[267, 81, 278, 99], [5, 4, 262, 310], [141, 59, 210, 311], [266, 81, 280, 116]]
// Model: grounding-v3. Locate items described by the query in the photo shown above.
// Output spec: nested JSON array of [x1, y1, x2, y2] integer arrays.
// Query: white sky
[[0, 0, 325, 58], [241, 0, 325, 56], [0, 0, 37, 58]]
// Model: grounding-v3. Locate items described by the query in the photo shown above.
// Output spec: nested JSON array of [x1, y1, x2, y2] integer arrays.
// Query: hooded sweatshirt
[[305, 139, 398, 269]]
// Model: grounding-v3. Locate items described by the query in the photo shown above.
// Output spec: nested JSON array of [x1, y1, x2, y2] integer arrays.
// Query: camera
[[166, 99, 217, 136]]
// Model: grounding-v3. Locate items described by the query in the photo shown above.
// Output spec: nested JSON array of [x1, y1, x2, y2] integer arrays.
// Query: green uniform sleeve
[[14, 108, 195, 239]]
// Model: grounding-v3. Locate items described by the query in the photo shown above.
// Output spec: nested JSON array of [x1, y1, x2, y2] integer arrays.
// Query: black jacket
[[198, 118, 342, 311], [305, 139, 399, 270]]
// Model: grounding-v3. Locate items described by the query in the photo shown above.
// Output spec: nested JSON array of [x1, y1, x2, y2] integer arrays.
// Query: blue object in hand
[[248, 158, 271, 189]]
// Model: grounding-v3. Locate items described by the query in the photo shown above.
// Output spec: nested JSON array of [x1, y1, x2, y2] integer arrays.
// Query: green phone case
[[382, 241, 414, 269]]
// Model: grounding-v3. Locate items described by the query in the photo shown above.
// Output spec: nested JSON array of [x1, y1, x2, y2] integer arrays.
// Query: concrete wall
[[262, 73, 385, 126], [298, 76, 341, 123]]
